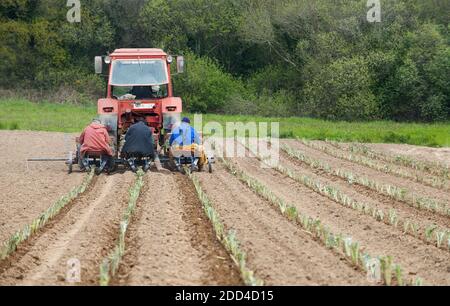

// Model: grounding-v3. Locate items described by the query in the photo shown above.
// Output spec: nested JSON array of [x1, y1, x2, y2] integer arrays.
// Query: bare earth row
[[0, 132, 448, 285]]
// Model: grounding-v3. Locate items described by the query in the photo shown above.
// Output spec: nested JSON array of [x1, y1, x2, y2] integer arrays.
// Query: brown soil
[[230, 144, 450, 285], [0, 172, 134, 285], [309, 140, 449, 190], [114, 171, 242, 285], [196, 162, 368, 285], [0, 131, 84, 242], [367, 143, 450, 167], [282, 140, 450, 205], [1, 131, 449, 285], [260, 141, 450, 240]]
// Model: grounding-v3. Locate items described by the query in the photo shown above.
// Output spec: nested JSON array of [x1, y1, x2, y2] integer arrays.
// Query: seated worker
[[169, 117, 207, 170], [130, 86, 152, 99], [130, 85, 163, 99], [79, 118, 114, 172], [121, 117, 155, 172]]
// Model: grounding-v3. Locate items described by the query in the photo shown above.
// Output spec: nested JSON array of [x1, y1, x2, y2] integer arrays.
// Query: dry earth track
[[114, 172, 241, 285], [1, 131, 449, 285], [196, 162, 368, 285], [0, 172, 134, 285], [234, 140, 450, 284], [0, 131, 84, 242]]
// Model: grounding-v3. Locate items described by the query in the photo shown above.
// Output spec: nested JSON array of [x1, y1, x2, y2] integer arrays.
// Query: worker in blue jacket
[[169, 117, 200, 146], [169, 117, 207, 170]]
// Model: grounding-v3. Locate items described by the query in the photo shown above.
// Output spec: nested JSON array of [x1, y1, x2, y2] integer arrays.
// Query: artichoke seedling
[[285, 206, 298, 221], [414, 278, 424, 286], [425, 225, 437, 242], [403, 220, 410, 234], [388, 210, 398, 227], [380, 256, 393, 286], [395, 265, 404, 286], [435, 231, 446, 248], [343, 238, 353, 257], [350, 242, 360, 265]]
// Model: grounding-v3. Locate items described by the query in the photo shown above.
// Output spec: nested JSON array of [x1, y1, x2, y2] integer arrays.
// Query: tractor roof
[[110, 48, 167, 57]]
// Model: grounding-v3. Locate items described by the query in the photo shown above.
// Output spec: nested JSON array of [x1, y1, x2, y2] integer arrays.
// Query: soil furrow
[[253, 141, 450, 243], [196, 162, 368, 285], [114, 172, 241, 285], [230, 154, 450, 285], [0, 172, 134, 285], [307, 140, 449, 190], [0, 131, 85, 243], [283, 140, 450, 205], [367, 143, 450, 168]]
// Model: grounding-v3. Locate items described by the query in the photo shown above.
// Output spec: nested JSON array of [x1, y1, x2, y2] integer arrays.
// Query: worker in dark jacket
[[121, 117, 155, 172]]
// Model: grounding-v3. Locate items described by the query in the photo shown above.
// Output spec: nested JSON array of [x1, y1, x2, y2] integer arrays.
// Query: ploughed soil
[[233, 140, 450, 285], [195, 162, 368, 285], [0, 172, 134, 285], [0, 131, 84, 243], [282, 140, 450, 206], [114, 172, 242, 285], [1, 131, 449, 285], [367, 143, 450, 167]]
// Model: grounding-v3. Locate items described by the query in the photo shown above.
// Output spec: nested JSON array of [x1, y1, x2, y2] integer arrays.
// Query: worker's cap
[[182, 117, 191, 124]]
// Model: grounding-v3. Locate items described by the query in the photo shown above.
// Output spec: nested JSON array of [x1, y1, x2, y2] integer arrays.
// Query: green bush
[[420, 95, 447, 122], [305, 56, 380, 121], [254, 89, 295, 117], [173, 52, 248, 113]]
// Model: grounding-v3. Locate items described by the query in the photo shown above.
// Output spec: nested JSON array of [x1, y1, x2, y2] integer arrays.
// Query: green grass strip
[[0, 169, 95, 261], [1, 98, 449, 147], [99, 170, 144, 286], [188, 171, 263, 286]]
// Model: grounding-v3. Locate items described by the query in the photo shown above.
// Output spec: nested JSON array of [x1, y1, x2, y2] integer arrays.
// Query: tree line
[[1, 0, 449, 121]]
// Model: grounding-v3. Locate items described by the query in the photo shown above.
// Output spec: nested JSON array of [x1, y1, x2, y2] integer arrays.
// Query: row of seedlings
[[240, 141, 450, 252], [188, 171, 263, 286], [281, 145, 450, 218], [327, 140, 449, 180], [299, 139, 448, 190], [0, 169, 95, 261], [220, 156, 424, 286], [99, 170, 144, 286]]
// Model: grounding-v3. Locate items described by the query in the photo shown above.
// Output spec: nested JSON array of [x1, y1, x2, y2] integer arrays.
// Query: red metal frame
[[97, 48, 182, 136]]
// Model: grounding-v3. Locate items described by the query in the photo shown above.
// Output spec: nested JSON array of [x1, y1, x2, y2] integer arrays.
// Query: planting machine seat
[[171, 145, 213, 174]]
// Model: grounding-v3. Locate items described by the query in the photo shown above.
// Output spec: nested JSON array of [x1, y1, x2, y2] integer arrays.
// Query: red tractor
[[28, 48, 213, 173], [72, 48, 187, 173]]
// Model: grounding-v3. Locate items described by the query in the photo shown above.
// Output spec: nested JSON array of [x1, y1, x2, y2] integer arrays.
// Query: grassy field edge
[[1, 98, 449, 147]]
